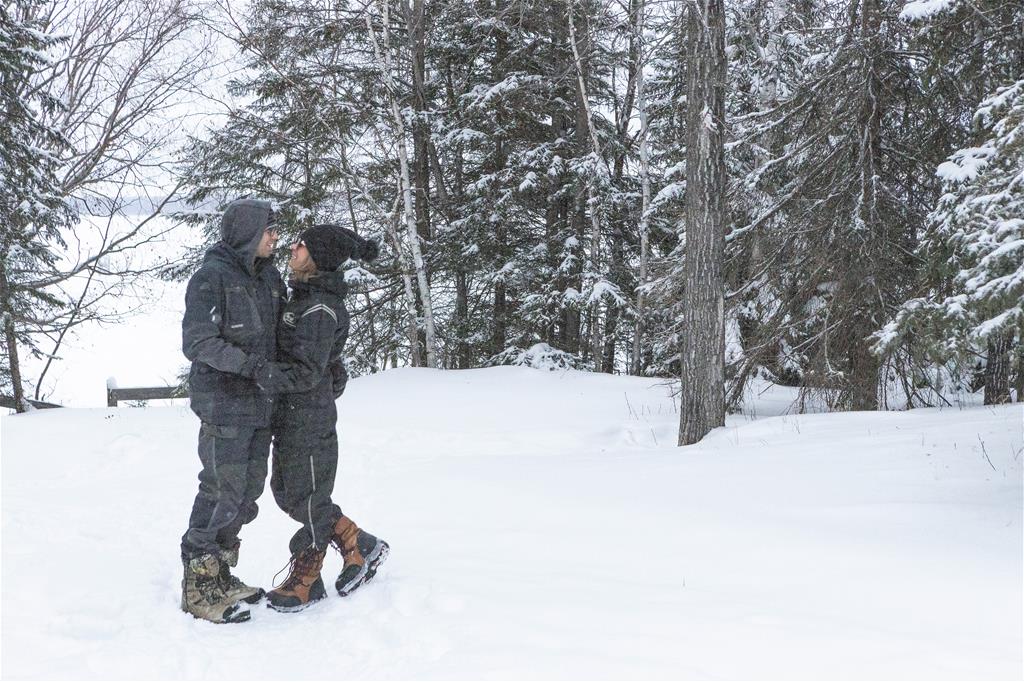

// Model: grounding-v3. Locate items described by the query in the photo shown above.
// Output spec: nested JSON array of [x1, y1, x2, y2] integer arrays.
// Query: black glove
[[330, 360, 348, 398], [239, 353, 263, 379]]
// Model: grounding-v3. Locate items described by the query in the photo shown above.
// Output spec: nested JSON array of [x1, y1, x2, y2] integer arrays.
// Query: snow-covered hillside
[[2, 367, 1021, 679]]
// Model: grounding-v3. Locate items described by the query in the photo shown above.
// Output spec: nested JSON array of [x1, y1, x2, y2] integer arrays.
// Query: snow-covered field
[[2, 367, 1022, 680]]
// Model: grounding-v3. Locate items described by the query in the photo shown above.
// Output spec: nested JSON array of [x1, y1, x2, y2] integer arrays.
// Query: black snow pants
[[181, 423, 271, 561], [270, 400, 343, 556]]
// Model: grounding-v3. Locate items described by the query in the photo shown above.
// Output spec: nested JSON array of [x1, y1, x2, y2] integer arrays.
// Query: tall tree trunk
[[847, 312, 879, 410], [550, 2, 580, 354], [494, 275, 508, 357], [455, 270, 470, 367], [494, 240, 508, 356], [492, 6, 510, 358], [602, 215, 623, 372], [408, 0, 432, 244], [568, 189, 586, 356], [984, 330, 1013, 405], [546, 193, 563, 348], [339, 146, 422, 366], [0, 258, 26, 412], [367, 1, 439, 368], [406, 0, 431, 359], [1013, 342, 1024, 403], [440, 65, 472, 368], [632, 0, 651, 376], [384, 196, 422, 367], [602, 0, 642, 375], [2, 319, 24, 412], [568, 0, 605, 369], [849, 0, 884, 410], [679, 0, 727, 445]]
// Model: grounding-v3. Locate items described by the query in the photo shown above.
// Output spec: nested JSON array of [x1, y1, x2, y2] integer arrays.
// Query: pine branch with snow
[[877, 79, 1024, 380]]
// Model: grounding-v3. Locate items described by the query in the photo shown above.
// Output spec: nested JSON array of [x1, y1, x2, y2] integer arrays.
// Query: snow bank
[[2, 367, 1021, 679]]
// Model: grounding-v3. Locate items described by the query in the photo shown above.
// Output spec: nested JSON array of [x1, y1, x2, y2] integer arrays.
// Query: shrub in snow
[[487, 343, 582, 371]]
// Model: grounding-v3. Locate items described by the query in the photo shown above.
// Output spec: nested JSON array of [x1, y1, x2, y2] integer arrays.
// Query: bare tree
[[1, 0, 212, 409], [365, 0, 440, 369]]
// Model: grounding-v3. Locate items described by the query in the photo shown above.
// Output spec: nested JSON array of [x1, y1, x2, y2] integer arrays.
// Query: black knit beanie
[[300, 224, 379, 271]]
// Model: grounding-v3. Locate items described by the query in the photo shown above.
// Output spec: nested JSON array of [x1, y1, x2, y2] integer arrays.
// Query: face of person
[[288, 240, 314, 275], [256, 226, 279, 259]]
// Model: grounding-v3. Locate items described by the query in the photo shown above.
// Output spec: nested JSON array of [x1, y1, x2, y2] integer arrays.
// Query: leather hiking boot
[[219, 542, 265, 604], [331, 515, 389, 597], [266, 546, 327, 612], [181, 553, 251, 624]]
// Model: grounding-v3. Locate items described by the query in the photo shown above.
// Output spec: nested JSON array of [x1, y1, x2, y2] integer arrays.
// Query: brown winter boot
[[331, 515, 389, 597], [181, 553, 251, 624], [266, 546, 328, 612]]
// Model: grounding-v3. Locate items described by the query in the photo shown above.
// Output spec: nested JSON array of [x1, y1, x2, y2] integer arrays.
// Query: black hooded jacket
[[258, 270, 350, 414], [182, 200, 286, 426]]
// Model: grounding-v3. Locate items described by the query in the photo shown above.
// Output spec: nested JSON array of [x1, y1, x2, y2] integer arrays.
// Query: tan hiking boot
[[219, 542, 265, 604], [266, 546, 327, 612], [181, 553, 251, 624], [331, 516, 389, 597]]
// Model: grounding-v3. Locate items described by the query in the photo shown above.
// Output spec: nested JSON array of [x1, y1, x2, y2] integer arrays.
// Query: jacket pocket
[[223, 286, 263, 343]]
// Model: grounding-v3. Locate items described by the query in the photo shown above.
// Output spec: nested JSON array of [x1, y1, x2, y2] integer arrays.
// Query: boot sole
[[336, 540, 389, 597], [183, 601, 251, 624], [266, 580, 327, 613], [222, 603, 252, 623], [266, 593, 327, 613]]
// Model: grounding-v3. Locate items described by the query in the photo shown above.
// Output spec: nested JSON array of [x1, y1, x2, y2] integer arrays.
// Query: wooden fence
[[0, 396, 62, 410], [2, 385, 187, 410], [106, 385, 187, 407]]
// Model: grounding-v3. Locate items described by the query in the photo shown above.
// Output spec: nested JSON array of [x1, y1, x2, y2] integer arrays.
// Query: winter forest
[[2, 0, 1023, 444]]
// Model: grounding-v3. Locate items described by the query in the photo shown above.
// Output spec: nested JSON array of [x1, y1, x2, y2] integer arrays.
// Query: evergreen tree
[[876, 78, 1024, 404], [721, 0, 814, 405], [725, 0, 928, 410], [633, 3, 687, 378], [0, 1, 72, 411]]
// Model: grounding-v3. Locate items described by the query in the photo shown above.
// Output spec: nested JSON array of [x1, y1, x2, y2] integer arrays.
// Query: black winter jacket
[[259, 271, 350, 412], [182, 201, 285, 426]]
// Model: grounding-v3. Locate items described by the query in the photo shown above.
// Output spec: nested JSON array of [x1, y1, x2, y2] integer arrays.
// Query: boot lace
[[272, 548, 322, 590], [332, 521, 359, 559], [331, 537, 354, 559], [219, 564, 244, 590]]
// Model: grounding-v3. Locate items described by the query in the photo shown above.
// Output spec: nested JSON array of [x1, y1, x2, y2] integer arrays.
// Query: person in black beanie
[[299, 223, 379, 271], [250, 224, 389, 612]]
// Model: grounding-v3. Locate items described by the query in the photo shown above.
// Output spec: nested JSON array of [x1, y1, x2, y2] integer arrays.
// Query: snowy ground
[[2, 367, 1021, 680]]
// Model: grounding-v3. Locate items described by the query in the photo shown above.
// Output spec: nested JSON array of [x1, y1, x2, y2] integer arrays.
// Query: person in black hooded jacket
[[250, 223, 389, 612], [179, 198, 285, 624]]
